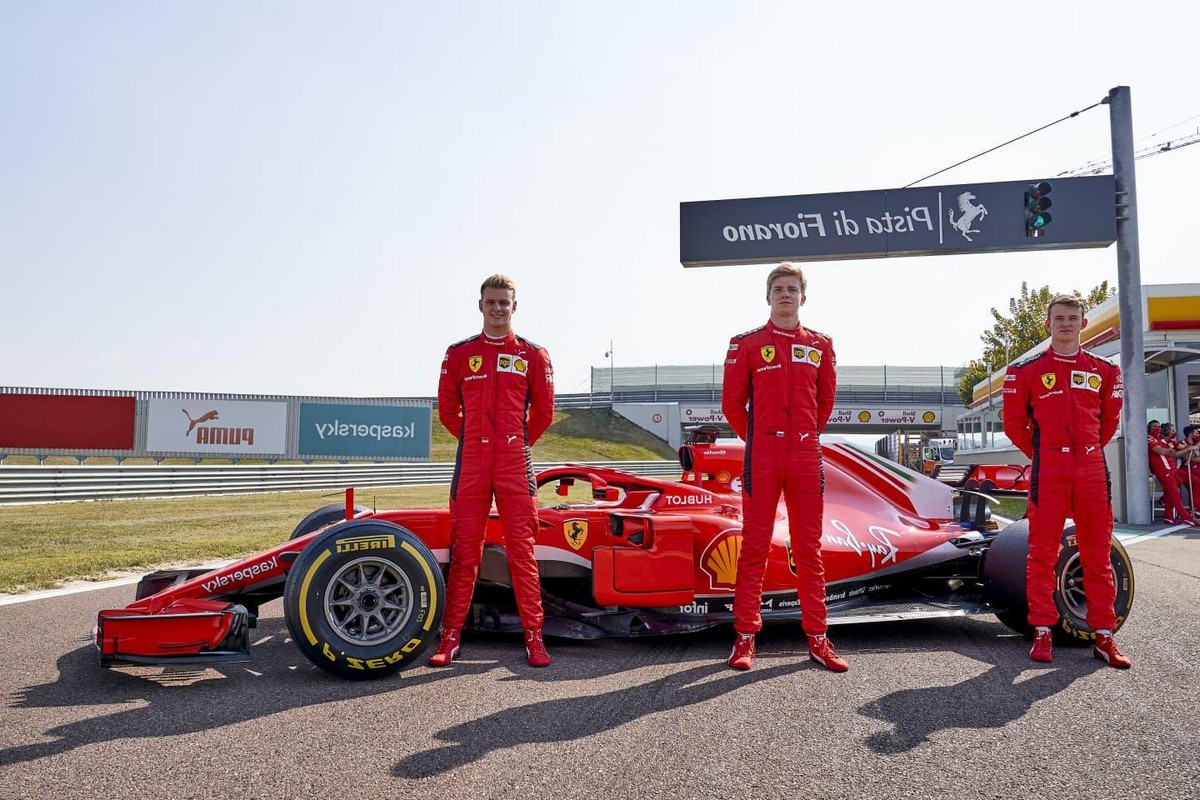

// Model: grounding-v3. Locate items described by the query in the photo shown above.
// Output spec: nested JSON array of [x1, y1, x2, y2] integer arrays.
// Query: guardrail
[[0, 460, 683, 505]]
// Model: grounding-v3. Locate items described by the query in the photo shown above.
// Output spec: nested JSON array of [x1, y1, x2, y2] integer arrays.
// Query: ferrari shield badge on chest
[[564, 519, 588, 551], [1041, 373, 1056, 390], [760, 345, 776, 363], [468, 356, 483, 373]]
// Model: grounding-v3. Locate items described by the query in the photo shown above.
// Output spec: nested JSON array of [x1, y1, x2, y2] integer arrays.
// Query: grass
[[0, 409, 674, 593], [993, 496, 1029, 520]]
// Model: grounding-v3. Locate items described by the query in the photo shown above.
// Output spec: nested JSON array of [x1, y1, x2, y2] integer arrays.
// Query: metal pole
[[1108, 85, 1150, 524]]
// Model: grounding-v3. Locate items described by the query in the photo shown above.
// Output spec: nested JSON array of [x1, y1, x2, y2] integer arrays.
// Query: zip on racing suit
[[722, 321, 836, 636], [1002, 347, 1123, 631], [437, 331, 554, 634]]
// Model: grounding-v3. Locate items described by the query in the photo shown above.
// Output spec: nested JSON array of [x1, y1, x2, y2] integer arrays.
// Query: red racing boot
[[728, 633, 756, 670], [1030, 628, 1053, 663], [525, 630, 551, 667], [428, 628, 461, 667], [1093, 633, 1132, 669], [807, 634, 849, 672]]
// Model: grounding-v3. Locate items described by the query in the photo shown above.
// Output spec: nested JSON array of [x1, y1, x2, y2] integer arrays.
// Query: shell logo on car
[[701, 530, 743, 590]]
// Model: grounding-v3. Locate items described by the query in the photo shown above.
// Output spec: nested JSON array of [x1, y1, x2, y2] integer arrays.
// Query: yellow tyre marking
[[401, 540, 439, 631], [298, 549, 333, 646]]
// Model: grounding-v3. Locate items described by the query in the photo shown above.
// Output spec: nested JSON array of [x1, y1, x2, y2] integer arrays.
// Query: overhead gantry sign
[[679, 175, 1115, 267]]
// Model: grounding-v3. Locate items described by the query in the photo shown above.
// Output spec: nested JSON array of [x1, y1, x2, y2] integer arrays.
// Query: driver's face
[[767, 277, 804, 316]]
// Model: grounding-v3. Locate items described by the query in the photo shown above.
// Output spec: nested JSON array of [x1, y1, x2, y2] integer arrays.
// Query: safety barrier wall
[[0, 460, 683, 505]]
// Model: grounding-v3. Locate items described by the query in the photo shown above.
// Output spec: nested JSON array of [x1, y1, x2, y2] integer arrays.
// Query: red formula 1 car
[[95, 428, 1134, 680]]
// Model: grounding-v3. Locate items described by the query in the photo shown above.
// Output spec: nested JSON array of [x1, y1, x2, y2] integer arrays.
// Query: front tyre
[[983, 520, 1135, 646], [290, 502, 370, 541], [284, 520, 444, 679]]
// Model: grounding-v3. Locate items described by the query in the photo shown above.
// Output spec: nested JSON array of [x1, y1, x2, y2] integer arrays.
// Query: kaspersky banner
[[146, 398, 288, 454], [298, 403, 431, 461]]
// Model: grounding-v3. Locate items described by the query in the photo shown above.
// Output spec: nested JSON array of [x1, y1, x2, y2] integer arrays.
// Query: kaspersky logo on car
[[182, 408, 255, 446]]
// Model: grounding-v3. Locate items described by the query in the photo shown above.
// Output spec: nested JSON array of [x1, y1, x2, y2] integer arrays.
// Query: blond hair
[[480, 274, 517, 299], [766, 262, 806, 295]]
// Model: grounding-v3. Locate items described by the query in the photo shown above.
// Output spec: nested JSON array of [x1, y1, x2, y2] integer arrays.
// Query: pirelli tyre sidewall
[[283, 520, 444, 679], [1054, 525, 1135, 645], [984, 520, 1136, 645]]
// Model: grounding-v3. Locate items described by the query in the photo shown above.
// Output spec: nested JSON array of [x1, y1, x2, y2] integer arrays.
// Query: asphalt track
[[2, 527, 1198, 800]]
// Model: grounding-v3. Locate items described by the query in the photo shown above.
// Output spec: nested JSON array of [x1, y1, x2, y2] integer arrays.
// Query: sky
[[3, 1, 1198, 401]]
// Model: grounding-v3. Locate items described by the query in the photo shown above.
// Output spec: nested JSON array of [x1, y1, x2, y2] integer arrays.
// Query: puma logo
[[1085, 445, 1097, 455], [183, 408, 219, 435], [798, 433, 811, 441], [507, 435, 518, 444]]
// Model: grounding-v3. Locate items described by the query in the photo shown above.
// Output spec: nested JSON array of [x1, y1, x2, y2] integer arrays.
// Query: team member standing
[[1177, 425, 1200, 513], [1003, 294, 1130, 668], [1148, 421, 1196, 525], [721, 263, 848, 673], [429, 274, 555, 668]]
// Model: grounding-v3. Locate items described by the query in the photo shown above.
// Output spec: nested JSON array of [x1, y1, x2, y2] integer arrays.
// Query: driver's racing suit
[[1002, 347, 1123, 631], [438, 331, 554, 633], [722, 321, 836, 636]]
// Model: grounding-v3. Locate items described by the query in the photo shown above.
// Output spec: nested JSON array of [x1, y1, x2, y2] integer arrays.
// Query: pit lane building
[[594, 363, 967, 448]]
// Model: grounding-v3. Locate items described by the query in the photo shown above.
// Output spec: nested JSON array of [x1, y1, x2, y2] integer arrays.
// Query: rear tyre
[[283, 520, 444, 679], [983, 519, 1135, 646], [290, 502, 369, 541]]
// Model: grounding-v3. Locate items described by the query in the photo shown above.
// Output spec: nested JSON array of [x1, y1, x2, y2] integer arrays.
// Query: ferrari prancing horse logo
[[564, 519, 588, 551], [1041, 373, 1056, 390], [468, 356, 483, 373], [760, 346, 776, 363]]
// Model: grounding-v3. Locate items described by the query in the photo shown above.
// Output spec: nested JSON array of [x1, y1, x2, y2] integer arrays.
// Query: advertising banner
[[828, 407, 942, 427], [298, 403, 431, 460], [680, 406, 727, 424], [146, 398, 288, 454], [0, 394, 135, 450]]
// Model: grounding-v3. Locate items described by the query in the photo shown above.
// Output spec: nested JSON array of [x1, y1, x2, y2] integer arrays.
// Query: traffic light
[[1024, 181, 1052, 237]]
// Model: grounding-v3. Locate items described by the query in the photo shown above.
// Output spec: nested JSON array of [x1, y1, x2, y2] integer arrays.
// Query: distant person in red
[[721, 262, 848, 673], [1003, 294, 1130, 668], [1177, 425, 1200, 512], [1148, 420, 1196, 526], [429, 274, 555, 668]]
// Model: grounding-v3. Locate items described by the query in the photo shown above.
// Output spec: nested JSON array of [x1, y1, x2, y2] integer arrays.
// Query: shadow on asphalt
[[3, 614, 1112, 768], [392, 658, 795, 779], [0, 622, 502, 768], [856, 623, 1105, 753], [0, 622, 728, 768]]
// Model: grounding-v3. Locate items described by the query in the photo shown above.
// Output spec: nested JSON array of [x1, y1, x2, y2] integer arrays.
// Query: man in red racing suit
[[1003, 293, 1130, 668], [429, 274, 555, 668], [1147, 421, 1196, 525], [721, 263, 848, 673]]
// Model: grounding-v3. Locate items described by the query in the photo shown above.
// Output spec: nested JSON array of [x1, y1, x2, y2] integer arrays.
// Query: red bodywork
[[96, 440, 998, 666]]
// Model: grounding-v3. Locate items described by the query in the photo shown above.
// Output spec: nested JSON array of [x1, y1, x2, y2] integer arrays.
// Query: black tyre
[[290, 502, 370, 541], [983, 519, 1135, 645], [283, 520, 444, 679]]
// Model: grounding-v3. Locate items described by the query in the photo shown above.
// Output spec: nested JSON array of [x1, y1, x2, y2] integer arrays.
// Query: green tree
[[956, 280, 1113, 405]]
